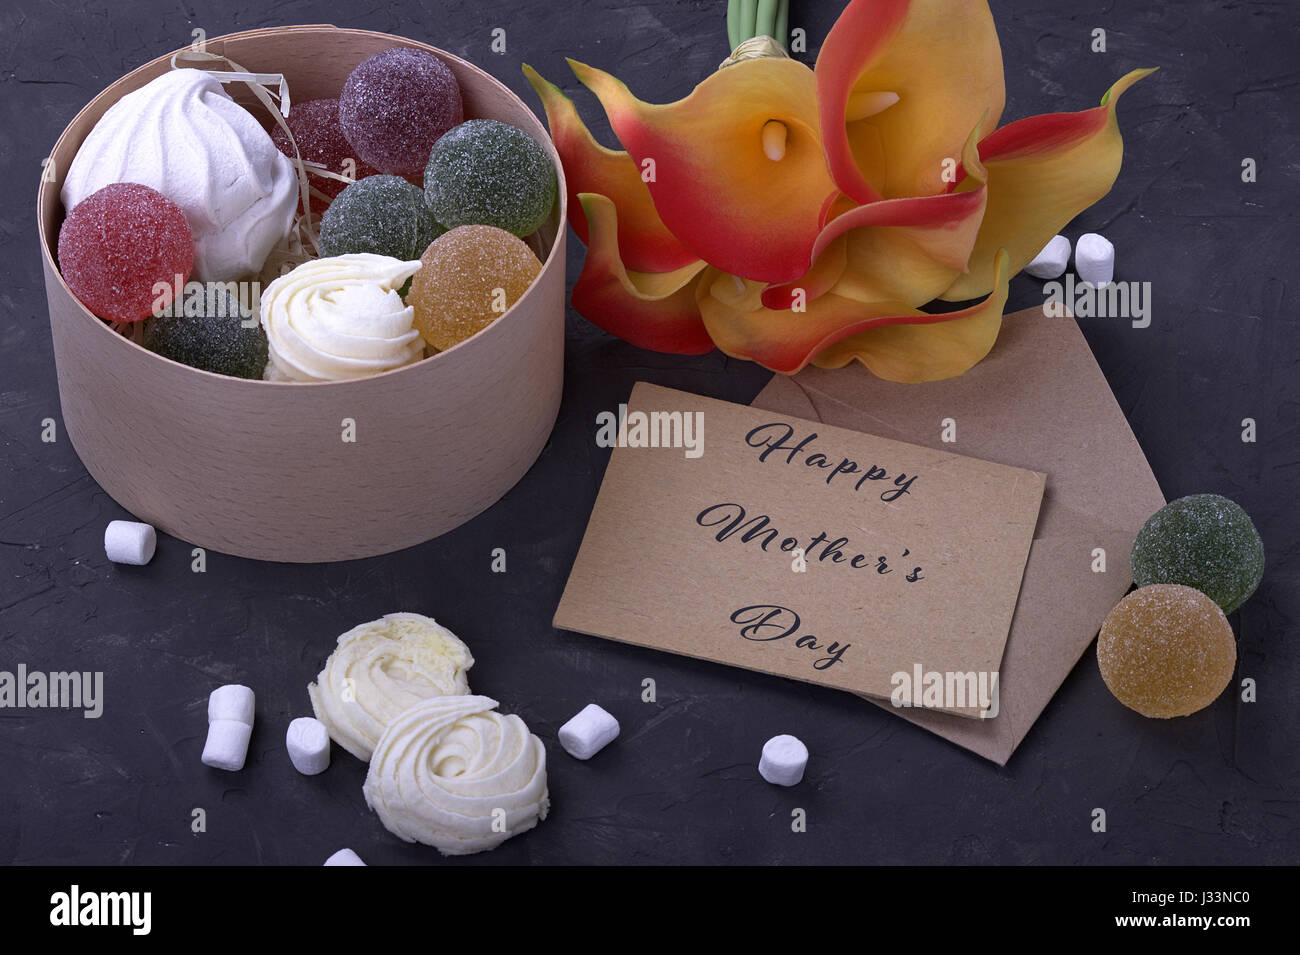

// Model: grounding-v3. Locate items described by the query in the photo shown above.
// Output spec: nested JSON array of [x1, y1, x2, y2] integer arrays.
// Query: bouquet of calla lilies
[[525, 0, 1153, 381]]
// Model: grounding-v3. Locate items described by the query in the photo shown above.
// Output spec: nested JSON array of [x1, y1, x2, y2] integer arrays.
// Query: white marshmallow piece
[[286, 717, 331, 776], [1024, 234, 1071, 279], [104, 520, 156, 565], [558, 703, 620, 760], [324, 848, 366, 866], [208, 684, 255, 726], [758, 734, 808, 787], [202, 719, 252, 771], [1075, 232, 1115, 286]]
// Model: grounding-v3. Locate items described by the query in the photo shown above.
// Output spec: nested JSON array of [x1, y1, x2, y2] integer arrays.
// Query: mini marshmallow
[[104, 520, 156, 565], [202, 719, 252, 771], [208, 684, 255, 726], [324, 848, 366, 866], [286, 716, 331, 776], [758, 734, 808, 787], [1075, 232, 1115, 286], [558, 703, 620, 760], [1024, 234, 1071, 279]]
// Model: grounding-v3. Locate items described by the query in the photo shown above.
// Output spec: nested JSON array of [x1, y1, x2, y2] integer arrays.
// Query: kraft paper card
[[555, 382, 1046, 717], [749, 306, 1167, 763]]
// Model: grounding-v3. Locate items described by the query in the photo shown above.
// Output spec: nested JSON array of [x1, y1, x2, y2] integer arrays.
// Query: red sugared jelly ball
[[339, 47, 463, 179], [271, 98, 378, 213], [58, 183, 194, 323]]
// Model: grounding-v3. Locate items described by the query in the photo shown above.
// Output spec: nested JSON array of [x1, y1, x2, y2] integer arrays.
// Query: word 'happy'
[[744, 423, 918, 502]]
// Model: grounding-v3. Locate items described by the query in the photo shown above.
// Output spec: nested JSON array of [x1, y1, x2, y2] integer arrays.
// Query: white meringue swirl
[[260, 254, 425, 382], [364, 695, 550, 855], [62, 68, 298, 282], [308, 612, 473, 761]]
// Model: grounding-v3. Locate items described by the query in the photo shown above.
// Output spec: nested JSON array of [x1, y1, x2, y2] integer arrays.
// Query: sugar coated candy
[[1131, 493, 1264, 613], [339, 47, 463, 178], [270, 98, 378, 212], [60, 69, 297, 282], [319, 175, 444, 262], [407, 225, 542, 352], [1097, 584, 1236, 719], [58, 183, 194, 324], [424, 119, 558, 237], [143, 282, 268, 379]]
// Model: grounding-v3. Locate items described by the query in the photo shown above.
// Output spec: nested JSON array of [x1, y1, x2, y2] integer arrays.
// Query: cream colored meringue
[[260, 254, 425, 382], [364, 695, 549, 855], [308, 612, 473, 761], [61, 68, 298, 282]]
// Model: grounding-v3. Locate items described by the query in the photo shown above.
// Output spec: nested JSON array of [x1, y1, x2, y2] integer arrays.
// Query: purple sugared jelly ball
[[271, 98, 378, 213], [57, 182, 194, 323], [338, 48, 464, 179]]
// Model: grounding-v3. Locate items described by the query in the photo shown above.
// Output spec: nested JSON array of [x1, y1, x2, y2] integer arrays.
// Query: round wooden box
[[36, 26, 567, 563]]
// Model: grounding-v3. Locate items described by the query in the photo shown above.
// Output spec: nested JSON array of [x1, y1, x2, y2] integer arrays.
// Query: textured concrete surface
[[1, 0, 1296, 865]]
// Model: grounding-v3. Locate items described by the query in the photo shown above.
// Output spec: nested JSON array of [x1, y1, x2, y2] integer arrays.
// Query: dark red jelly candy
[[271, 98, 378, 213], [57, 182, 195, 323], [338, 47, 463, 179]]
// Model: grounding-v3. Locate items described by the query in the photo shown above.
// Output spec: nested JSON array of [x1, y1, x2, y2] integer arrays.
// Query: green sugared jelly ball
[[143, 283, 268, 379], [1131, 493, 1265, 614], [424, 119, 557, 237], [319, 174, 444, 260]]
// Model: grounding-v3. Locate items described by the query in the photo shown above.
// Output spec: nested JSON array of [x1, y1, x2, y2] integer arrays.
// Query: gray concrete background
[[1, 0, 1296, 864]]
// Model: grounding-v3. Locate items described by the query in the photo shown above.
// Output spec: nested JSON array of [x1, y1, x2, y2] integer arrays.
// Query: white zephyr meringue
[[61, 68, 298, 282], [309, 612, 473, 761], [259, 254, 425, 382], [364, 695, 549, 855]]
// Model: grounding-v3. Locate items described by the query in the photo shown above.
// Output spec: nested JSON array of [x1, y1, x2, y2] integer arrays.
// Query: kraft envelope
[[555, 382, 1046, 717], [750, 306, 1166, 763]]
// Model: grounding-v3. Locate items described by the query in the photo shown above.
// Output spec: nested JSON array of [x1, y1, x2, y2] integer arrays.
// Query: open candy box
[[37, 25, 567, 562]]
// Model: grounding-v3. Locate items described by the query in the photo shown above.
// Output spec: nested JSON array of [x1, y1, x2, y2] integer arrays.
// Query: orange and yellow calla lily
[[524, 0, 1154, 381]]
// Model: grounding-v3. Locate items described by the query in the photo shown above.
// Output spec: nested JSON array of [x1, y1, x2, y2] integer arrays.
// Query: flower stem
[[757, 0, 778, 38], [727, 0, 789, 50], [740, 0, 758, 42]]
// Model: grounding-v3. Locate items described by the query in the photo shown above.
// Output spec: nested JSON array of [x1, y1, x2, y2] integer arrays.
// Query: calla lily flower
[[524, 0, 1153, 381]]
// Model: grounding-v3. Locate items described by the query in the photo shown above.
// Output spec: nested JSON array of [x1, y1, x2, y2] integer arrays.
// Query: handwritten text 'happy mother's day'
[[696, 422, 925, 583]]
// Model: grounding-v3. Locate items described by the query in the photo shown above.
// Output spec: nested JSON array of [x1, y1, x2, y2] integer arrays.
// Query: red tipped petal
[[571, 193, 714, 354], [697, 248, 1010, 378], [569, 57, 838, 284], [816, 0, 1004, 201], [943, 68, 1156, 300], [523, 64, 696, 273]]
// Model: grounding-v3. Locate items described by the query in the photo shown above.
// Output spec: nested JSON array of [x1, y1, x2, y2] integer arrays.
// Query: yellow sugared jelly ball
[[1097, 584, 1236, 718], [408, 224, 541, 351]]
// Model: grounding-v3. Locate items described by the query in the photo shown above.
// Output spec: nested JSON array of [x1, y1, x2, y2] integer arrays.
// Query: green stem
[[740, 0, 758, 43], [727, 0, 789, 51]]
